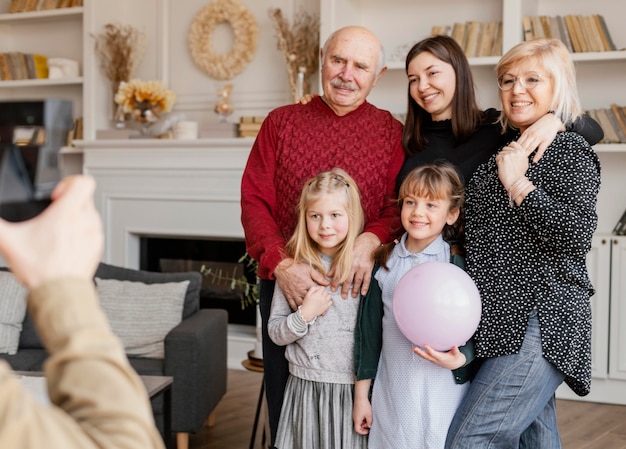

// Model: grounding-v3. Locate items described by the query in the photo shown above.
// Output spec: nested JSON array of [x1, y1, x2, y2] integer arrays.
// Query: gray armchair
[[94, 263, 228, 449], [0, 263, 228, 449]]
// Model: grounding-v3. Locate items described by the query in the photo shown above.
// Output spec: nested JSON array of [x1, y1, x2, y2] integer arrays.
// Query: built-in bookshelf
[[0, 2, 84, 117]]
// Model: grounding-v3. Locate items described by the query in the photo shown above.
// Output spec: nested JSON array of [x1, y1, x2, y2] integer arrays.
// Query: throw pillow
[[95, 278, 189, 359], [0, 271, 28, 355]]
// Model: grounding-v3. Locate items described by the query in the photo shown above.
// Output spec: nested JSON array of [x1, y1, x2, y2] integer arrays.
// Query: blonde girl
[[268, 168, 368, 449]]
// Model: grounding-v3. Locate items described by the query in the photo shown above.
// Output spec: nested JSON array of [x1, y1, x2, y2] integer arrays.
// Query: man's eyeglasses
[[497, 72, 545, 91]]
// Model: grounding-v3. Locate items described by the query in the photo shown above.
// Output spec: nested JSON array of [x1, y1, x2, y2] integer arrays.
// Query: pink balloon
[[393, 261, 481, 351]]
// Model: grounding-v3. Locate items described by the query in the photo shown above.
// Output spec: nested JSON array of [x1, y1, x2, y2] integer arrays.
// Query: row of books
[[7, 0, 82, 13], [0, 52, 48, 81], [431, 21, 503, 58], [238, 116, 265, 138], [587, 105, 626, 144], [523, 15, 617, 53]]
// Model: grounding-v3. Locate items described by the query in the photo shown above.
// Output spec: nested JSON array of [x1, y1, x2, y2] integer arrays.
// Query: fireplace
[[81, 139, 255, 369], [139, 236, 256, 326]]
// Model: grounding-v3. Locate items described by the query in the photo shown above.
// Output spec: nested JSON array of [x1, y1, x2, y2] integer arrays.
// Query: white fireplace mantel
[[77, 138, 253, 267], [76, 138, 256, 368]]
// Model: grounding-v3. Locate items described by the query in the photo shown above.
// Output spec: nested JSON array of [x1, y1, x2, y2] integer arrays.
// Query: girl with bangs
[[268, 168, 368, 449], [353, 162, 478, 449]]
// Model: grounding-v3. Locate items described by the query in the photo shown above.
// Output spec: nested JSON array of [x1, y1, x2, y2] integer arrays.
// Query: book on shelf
[[451, 22, 467, 50], [7, 0, 25, 13], [21, 0, 38, 12], [0, 54, 11, 81], [522, 16, 534, 42], [32, 54, 48, 78], [572, 15, 588, 52], [8, 52, 26, 80], [24, 53, 36, 79], [612, 104, 626, 140], [593, 14, 617, 51], [593, 108, 621, 144], [540, 15, 552, 38], [556, 16, 574, 52], [464, 21, 480, 57], [547, 16, 561, 42], [606, 106, 626, 143], [580, 15, 596, 52], [491, 21, 503, 56], [476, 21, 494, 57], [531, 16, 545, 39]]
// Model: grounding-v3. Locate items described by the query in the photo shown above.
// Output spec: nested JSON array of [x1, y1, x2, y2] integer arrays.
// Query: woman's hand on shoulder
[[413, 344, 466, 370], [295, 93, 318, 105], [517, 112, 564, 162]]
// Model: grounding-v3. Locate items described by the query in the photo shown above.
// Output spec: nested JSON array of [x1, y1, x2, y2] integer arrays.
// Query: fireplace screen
[[140, 237, 256, 325]]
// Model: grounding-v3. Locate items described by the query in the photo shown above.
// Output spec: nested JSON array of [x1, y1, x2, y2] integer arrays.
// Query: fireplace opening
[[139, 236, 256, 326]]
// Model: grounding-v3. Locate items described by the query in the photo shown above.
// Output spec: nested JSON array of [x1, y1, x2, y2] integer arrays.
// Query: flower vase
[[132, 102, 161, 138]]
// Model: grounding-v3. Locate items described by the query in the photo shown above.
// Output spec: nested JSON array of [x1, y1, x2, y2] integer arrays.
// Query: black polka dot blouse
[[465, 131, 601, 396]]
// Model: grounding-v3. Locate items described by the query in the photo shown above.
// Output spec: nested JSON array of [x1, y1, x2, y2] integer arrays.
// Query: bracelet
[[297, 305, 317, 326], [507, 176, 534, 208]]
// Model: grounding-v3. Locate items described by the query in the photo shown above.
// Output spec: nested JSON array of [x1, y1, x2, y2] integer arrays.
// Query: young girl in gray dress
[[268, 168, 367, 449]]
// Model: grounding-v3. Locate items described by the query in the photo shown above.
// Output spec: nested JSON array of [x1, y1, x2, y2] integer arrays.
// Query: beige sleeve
[[0, 279, 164, 449]]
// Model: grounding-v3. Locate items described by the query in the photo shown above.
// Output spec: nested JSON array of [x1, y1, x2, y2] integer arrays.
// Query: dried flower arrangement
[[268, 8, 320, 102], [114, 79, 176, 124], [93, 23, 147, 98]]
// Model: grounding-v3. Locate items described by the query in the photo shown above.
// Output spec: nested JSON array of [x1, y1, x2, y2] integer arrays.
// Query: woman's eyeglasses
[[497, 72, 544, 91]]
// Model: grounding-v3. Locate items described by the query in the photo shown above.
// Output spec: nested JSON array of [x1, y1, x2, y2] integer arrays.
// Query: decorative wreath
[[188, 0, 259, 80]]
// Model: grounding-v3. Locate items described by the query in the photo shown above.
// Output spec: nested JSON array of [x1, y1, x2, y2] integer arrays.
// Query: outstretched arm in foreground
[[0, 175, 165, 449]]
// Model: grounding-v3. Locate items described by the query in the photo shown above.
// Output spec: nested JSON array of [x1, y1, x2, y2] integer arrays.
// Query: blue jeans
[[445, 310, 566, 449]]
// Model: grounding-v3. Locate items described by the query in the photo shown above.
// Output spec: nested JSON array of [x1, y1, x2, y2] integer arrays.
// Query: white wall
[[85, 0, 320, 138]]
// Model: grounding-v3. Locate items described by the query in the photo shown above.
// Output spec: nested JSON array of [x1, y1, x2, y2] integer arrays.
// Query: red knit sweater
[[241, 96, 405, 279]]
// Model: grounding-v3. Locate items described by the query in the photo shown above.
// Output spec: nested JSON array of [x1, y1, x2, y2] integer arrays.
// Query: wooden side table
[[241, 353, 266, 449]]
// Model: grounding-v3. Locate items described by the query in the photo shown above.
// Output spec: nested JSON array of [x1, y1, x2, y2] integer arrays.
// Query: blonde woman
[[446, 38, 601, 449]]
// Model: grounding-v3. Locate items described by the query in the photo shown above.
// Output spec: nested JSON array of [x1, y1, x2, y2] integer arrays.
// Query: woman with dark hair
[[397, 35, 602, 189]]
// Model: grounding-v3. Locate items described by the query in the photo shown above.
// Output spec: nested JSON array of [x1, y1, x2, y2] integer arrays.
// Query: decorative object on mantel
[[47, 58, 80, 79], [188, 0, 259, 81], [268, 8, 320, 103], [214, 82, 234, 122], [114, 79, 176, 137], [238, 116, 265, 138], [92, 23, 147, 126]]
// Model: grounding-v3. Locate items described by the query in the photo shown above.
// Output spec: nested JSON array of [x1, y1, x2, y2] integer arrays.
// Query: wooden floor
[[189, 369, 626, 449]]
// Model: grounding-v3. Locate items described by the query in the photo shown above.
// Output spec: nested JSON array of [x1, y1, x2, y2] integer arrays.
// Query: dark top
[[398, 109, 604, 189], [465, 131, 601, 396]]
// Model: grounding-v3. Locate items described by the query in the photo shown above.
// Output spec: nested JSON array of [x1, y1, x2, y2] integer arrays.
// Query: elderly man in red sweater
[[241, 25, 404, 446]]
